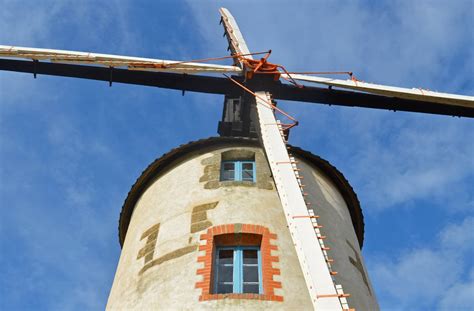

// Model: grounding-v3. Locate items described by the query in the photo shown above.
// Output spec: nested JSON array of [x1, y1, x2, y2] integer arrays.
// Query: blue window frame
[[214, 246, 262, 294], [221, 160, 256, 182]]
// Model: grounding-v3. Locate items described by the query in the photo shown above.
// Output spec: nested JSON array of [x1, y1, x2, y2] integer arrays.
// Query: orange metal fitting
[[241, 55, 281, 81]]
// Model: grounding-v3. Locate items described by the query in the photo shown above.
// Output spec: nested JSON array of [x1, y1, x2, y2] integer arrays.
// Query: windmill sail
[[1, 59, 472, 118], [285, 73, 474, 109], [0, 45, 242, 74]]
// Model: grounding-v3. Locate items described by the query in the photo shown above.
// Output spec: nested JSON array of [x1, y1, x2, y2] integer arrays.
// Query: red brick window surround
[[196, 224, 283, 302]]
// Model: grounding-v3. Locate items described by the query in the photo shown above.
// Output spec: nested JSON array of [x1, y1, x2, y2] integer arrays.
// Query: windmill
[[1, 7, 472, 310]]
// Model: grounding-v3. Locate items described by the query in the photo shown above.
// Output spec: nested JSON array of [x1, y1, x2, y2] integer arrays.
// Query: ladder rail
[[255, 91, 343, 309]]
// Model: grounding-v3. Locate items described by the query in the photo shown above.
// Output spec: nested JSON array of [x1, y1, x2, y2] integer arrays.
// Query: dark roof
[[119, 137, 364, 248]]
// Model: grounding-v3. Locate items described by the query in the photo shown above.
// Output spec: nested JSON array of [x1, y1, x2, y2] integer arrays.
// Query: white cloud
[[370, 216, 474, 310], [438, 268, 474, 310], [440, 217, 474, 252], [345, 116, 474, 211]]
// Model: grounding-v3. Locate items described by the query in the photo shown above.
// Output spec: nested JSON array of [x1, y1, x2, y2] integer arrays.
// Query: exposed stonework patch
[[193, 202, 219, 213], [203, 181, 220, 189], [234, 223, 242, 233], [137, 215, 205, 275], [191, 221, 213, 233], [200, 154, 220, 185], [221, 149, 255, 161], [346, 239, 372, 295], [137, 223, 160, 264], [144, 252, 154, 263], [254, 151, 274, 190], [137, 243, 155, 259], [141, 223, 160, 240], [139, 244, 198, 275], [190, 202, 218, 233], [199, 149, 273, 190], [191, 211, 207, 223], [220, 181, 257, 188]]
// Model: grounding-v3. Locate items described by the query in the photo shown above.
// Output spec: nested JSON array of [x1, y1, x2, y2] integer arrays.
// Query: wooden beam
[[0, 45, 242, 75]]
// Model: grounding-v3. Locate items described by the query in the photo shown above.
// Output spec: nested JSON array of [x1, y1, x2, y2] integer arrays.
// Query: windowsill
[[219, 180, 256, 187], [200, 293, 283, 302]]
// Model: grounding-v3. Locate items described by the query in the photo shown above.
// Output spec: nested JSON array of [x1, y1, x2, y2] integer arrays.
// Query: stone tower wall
[[106, 141, 378, 310]]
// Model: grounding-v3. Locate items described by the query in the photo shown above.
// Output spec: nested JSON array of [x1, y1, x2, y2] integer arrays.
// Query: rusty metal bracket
[[33, 59, 38, 79], [109, 66, 113, 87]]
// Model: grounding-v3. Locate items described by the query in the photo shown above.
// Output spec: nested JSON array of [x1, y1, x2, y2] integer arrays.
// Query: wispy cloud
[[438, 267, 474, 310], [370, 216, 474, 310], [340, 115, 474, 211]]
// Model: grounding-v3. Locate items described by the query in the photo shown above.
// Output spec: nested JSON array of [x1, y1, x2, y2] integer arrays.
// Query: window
[[221, 160, 256, 182], [196, 225, 282, 302], [214, 246, 262, 294]]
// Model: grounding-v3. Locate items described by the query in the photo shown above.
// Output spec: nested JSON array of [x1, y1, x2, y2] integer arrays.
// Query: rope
[[275, 64, 303, 88]]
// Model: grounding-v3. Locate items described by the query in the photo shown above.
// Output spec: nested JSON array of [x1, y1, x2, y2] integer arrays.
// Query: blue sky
[[0, 1, 473, 310]]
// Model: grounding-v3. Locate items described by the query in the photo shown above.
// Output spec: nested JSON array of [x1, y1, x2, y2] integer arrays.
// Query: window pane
[[241, 170, 254, 181], [243, 265, 259, 283], [243, 284, 260, 294], [215, 249, 234, 294], [218, 265, 233, 283], [223, 162, 235, 170], [222, 162, 235, 181], [242, 163, 253, 170], [241, 162, 254, 181], [222, 170, 235, 181], [218, 249, 234, 264], [243, 250, 258, 264], [217, 283, 233, 294]]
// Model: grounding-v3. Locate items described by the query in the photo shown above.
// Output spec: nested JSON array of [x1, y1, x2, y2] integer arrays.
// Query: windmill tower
[[105, 136, 376, 310], [0, 7, 472, 311], [106, 9, 377, 310]]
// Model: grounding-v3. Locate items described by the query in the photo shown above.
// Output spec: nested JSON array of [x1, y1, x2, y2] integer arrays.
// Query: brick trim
[[196, 224, 283, 302]]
